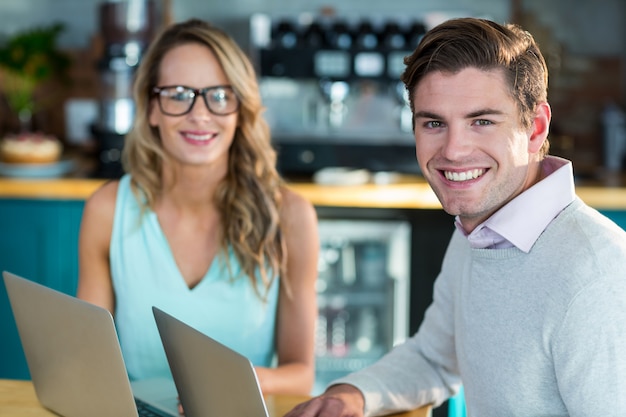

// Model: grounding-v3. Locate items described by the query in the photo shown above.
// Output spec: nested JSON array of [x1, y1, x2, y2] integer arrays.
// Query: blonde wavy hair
[[123, 19, 285, 298]]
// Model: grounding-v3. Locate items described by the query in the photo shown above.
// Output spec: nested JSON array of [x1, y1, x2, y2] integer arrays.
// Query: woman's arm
[[76, 180, 119, 314], [255, 187, 320, 395]]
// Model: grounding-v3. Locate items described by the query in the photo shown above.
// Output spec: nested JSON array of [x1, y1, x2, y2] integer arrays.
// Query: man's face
[[412, 67, 548, 233]]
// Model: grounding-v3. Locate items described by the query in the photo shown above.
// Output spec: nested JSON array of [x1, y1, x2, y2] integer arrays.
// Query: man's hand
[[284, 384, 365, 417]]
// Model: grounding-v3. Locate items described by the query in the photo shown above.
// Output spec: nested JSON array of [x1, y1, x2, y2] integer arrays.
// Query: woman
[[77, 19, 319, 395]]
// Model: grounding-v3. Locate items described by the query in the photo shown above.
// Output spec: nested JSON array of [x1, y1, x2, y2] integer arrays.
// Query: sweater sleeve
[[331, 232, 465, 416], [553, 268, 626, 417]]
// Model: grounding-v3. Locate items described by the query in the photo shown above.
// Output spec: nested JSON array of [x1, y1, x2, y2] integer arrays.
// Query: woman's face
[[149, 42, 238, 171]]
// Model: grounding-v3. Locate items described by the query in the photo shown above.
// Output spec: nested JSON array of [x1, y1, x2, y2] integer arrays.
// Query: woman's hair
[[401, 17, 550, 156], [123, 19, 285, 297]]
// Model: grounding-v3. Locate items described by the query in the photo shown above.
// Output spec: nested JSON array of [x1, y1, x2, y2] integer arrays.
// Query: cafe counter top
[[0, 176, 625, 210]]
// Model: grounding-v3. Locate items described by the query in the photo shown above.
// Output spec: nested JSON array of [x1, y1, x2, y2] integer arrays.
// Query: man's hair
[[401, 17, 550, 156]]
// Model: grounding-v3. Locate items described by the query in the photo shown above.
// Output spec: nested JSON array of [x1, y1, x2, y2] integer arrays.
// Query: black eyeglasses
[[152, 85, 240, 116]]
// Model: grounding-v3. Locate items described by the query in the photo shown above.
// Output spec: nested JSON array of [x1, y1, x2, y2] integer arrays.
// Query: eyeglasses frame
[[151, 85, 240, 116]]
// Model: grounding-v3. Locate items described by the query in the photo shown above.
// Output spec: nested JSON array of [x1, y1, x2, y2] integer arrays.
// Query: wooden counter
[[0, 177, 443, 209], [0, 177, 625, 210], [0, 379, 432, 417]]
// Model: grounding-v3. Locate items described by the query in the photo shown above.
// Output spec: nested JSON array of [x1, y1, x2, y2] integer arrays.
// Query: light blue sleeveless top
[[111, 174, 279, 381]]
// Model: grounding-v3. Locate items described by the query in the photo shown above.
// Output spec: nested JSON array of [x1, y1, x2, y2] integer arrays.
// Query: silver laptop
[[152, 306, 271, 417], [2, 271, 179, 417]]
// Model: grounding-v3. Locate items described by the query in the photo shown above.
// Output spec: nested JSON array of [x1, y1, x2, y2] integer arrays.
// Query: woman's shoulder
[[280, 185, 314, 212], [279, 185, 317, 230], [84, 178, 121, 220], [89, 178, 120, 203]]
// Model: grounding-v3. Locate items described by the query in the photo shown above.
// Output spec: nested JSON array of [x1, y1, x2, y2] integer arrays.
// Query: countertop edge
[[0, 178, 624, 210]]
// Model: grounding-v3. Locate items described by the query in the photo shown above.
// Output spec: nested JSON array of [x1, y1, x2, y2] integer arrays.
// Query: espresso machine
[[249, 13, 426, 176], [92, 0, 158, 178]]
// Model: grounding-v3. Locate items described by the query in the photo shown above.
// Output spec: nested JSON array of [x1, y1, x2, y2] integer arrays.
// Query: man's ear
[[528, 102, 551, 154]]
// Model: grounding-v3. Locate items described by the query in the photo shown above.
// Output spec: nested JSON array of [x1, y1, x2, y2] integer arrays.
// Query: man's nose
[[440, 125, 472, 160]]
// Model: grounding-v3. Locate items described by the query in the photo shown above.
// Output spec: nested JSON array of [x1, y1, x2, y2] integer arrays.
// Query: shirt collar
[[455, 156, 576, 252]]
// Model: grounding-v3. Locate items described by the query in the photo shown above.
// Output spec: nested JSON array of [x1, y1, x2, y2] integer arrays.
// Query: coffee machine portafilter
[[92, 0, 157, 178]]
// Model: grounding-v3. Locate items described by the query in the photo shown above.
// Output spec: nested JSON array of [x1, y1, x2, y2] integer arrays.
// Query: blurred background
[[0, 0, 624, 179]]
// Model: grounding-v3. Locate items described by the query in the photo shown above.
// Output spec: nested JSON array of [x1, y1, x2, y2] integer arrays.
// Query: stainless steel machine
[[249, 13, 427, 176]]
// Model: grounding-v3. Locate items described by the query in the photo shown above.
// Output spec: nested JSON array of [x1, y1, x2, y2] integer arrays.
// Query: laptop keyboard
[[135, 397, 173, 417]]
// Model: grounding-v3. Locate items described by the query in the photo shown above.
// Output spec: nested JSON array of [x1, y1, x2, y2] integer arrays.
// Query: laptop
[[2, 271, 179, 417], [152, 306, 271, 417]]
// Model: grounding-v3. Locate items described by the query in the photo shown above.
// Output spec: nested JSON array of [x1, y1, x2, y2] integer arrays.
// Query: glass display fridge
[[313, 219, 411, 394]]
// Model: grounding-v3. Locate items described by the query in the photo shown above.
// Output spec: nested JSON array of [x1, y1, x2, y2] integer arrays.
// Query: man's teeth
[[444, 169, 485, 182]]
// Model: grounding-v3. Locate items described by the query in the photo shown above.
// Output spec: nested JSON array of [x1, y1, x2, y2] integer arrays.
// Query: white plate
[[0, 159, 76, 178], [313, 167, 371, 186]]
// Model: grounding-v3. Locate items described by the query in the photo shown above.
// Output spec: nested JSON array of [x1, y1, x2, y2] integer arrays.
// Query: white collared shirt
[[455, 156, 576, 252]]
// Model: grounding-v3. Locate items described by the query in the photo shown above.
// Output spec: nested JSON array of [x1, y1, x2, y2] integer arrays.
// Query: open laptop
[[152, 306, 270, 417], [2, 271, 179, 417]]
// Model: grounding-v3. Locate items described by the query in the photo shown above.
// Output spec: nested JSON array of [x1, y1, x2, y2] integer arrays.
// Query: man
[[285, 17, 626, 417]]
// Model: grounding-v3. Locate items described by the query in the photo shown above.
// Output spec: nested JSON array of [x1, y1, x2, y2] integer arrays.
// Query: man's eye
[[474, 119, 492, 126], [425, 120, 443, 128]]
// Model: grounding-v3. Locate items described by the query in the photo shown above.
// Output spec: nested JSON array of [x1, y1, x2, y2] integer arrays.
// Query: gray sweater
[[335, 198, 626, 417]]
